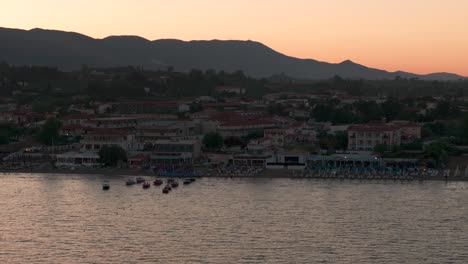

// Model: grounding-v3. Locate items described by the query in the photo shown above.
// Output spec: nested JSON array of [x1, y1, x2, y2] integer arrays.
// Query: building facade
[[347, 123, 401, 151]]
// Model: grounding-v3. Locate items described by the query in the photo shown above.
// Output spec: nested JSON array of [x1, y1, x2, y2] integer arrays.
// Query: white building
[[56, 152, 101, 168], [150, 139, 201, 166], [80, 129, 141, 152]]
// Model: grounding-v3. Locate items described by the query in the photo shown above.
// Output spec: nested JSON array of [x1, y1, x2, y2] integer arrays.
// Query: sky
[[1, 0, 467, 76]]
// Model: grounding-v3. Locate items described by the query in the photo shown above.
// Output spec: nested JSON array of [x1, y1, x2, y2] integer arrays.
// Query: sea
[[1, 173, 467, 263]]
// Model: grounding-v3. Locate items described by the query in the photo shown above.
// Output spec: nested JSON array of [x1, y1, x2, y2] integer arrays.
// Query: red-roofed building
[[203, 102, 245, 111], [87, 117, 139, 129], [4, 111, 48, 125], [217, 118, 277, 137], [129, 153, 150, 168], [264, 122, 305, 147], [391, 121, 422, 144], [80, 128, 141, 152], [61, 124, 91, 136], [215, 86, 246, 95], [114, 101, 190, 114], [347, 121, 420, 151], [136, 120, 197, 143], [246, 137, 273, 155], [61, 114, 95, 126]]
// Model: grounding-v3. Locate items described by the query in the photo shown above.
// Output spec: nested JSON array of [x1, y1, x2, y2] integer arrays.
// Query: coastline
[[1, 167, 468, 182]]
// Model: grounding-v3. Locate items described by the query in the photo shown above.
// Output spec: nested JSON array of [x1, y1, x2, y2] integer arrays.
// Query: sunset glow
[[1, 0, 467, 75]]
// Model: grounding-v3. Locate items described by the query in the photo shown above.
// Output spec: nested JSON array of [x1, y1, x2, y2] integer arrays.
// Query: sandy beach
[[1, 166, 467, 182]]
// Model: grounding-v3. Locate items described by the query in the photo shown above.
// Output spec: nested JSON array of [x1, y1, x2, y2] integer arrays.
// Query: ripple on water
[[0, 174, 467, 263]]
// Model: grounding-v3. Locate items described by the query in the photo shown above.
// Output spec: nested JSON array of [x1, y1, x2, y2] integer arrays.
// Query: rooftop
[[348, 121, 400, 133], [87, 128, 133, 136]]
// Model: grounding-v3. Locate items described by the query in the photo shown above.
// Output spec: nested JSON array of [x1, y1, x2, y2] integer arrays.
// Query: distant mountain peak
[[0, 27, 465, 80], [102, 35, 150, 42], [339, 59, 355, 64]]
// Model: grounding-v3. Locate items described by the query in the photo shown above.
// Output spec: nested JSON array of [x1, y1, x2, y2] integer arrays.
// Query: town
[[1, 64, 468, 180]]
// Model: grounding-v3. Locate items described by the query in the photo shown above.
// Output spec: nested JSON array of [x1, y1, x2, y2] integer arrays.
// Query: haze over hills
[[0, 27, 465, 81]]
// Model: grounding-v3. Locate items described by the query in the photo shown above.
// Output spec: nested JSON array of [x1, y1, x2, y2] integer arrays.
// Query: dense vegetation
[[2, 63, 468, 154], [98, 145, 128, 167]]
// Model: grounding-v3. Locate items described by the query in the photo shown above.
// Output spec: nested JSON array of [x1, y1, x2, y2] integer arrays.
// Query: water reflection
[[1, 173, 467, 263]]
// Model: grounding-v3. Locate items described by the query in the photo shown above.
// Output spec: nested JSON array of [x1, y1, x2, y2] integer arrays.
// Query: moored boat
[[183, 179, 191, 185], [153, 179, 163, 186], [136, 177, 145, 183], [142, 182, 151, 189], [102, 182, 110, 190], [126, 179, 136, 186], [162, 187, 170, 194], [171, 181, 179, 188]]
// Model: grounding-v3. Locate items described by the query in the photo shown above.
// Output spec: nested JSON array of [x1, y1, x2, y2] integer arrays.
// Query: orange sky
[[1, 0, 467, 76]]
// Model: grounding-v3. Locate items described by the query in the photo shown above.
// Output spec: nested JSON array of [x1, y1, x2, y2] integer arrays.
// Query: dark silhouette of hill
[[0, 27, 465, 80]]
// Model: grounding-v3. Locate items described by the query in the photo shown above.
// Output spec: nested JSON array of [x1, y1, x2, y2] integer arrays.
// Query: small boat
[[102, 182, 110, 190], [126, 179, 136, 186], [162, 187, 170, 194], [171, 181, 179, 188], [183, 179, 191, 185], [136, 177, 145, 183], [189, 178, 196, 183], [142, 182, 151, 189], [153, 179, 163, 186], [167, 178, 175, 183]]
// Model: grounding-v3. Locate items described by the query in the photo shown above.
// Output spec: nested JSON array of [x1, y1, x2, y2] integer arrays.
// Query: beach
[[1, 165, 467, 182]]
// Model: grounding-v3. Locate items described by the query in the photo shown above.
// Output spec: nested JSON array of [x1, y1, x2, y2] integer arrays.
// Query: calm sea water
[[1, 173, 467, 264]]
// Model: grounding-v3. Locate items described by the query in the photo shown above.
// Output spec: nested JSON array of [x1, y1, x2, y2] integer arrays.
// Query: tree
[[0, 133, 8, 145], [203, 132, 223, 149], [312, 104, 333, 122], [433, 100, 460, 119], [268, 103, 287, 116], [189, 102, 203, 113], [98, 145, 128, 167], [423, 141, 451, 168], [460, 115, 468, 143], [381, 98, 403, 121], [317, 132, 337, 151], [36, 118, 62, 145], [244, 131, 263, 141], [224, 136, 244, 148], [374, 144, 389, 155], [334, 131, 349, 151], [0, 123, 25, 144]]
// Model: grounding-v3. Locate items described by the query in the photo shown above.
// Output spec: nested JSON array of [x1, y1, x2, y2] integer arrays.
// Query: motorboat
[[162, 187, 170, 194], [183, 179, 191, 185], [171, 181, 179, 188], [136, 177, 146, 183], [153, 179, 163, 186], [126, 179, 136, 186], [189, 178, 196, 183], [142, 182, 151, 189], [102, 182, 110, 190]]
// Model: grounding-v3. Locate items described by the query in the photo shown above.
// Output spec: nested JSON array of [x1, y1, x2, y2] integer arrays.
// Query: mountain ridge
[[0, 27, 465, 81]]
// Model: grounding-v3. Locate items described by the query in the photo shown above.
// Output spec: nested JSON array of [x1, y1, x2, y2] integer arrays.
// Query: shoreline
[[1, 167, 468, 182]]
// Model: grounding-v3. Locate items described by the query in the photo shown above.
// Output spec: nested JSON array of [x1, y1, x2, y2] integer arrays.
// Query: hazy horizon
[[1, 0, 467, 76]]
